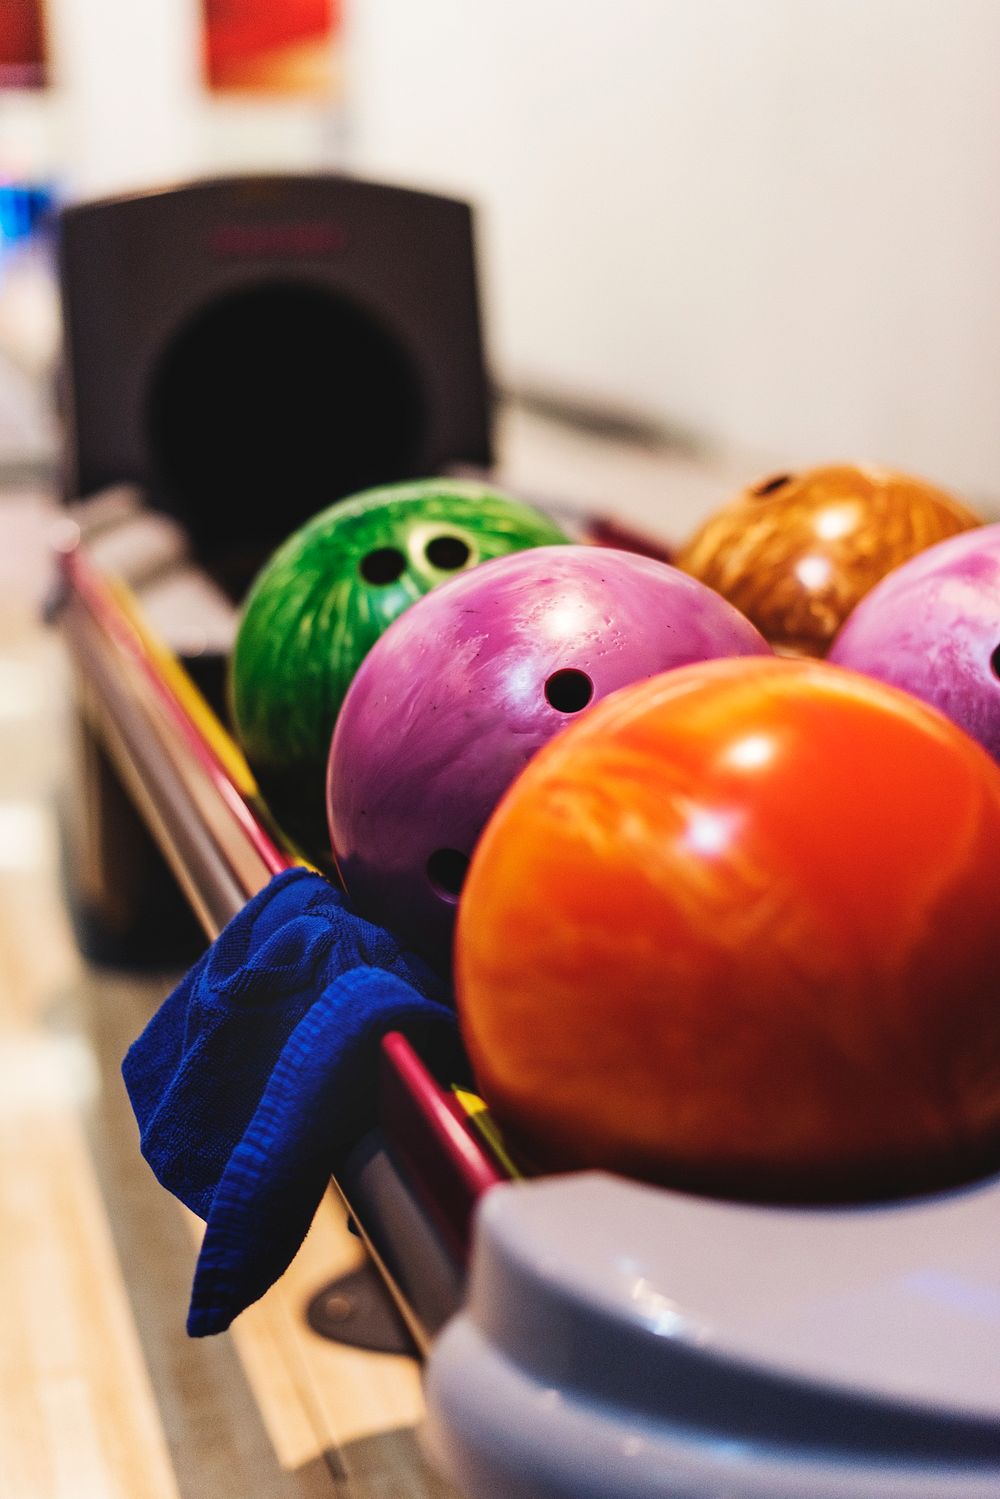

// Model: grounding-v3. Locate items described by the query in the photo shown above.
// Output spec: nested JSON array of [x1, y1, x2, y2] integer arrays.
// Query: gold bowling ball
[[676, 465, 980, 656]]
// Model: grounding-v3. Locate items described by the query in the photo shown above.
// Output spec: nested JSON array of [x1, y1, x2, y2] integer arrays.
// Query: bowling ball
[[676, 465, 979, 656], [456, 656, 1000, 1202], [230, 479, 567, 852], [327, 546, 771, 965], [830, 523, 1000, 761]]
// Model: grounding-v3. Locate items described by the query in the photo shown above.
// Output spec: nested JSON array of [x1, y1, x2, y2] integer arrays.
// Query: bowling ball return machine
[[58, 173, 493, 959], [55, 178, 1000, 1497]]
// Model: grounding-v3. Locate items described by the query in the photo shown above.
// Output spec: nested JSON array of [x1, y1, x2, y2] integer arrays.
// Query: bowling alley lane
[[0, 404, 741, 1499]]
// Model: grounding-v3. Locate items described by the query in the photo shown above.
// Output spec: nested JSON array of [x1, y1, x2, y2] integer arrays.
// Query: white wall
[[12, 0, 1000, 500], [347, 0, 1000, 500]]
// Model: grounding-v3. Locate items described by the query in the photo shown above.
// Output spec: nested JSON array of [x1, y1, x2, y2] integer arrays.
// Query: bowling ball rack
[[54, 516, 1000, 1499], [55, 523, 512, 1351]]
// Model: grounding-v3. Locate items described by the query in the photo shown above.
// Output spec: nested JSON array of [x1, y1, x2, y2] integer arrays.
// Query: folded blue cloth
[[122, 867, 463, 1336]]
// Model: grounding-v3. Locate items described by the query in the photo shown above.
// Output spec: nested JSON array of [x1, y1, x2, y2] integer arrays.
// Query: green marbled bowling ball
[[229, 478, 569, 853]]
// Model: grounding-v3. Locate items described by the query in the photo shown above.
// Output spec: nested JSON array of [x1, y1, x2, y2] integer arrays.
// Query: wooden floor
[[0, 489, 453, 1499]]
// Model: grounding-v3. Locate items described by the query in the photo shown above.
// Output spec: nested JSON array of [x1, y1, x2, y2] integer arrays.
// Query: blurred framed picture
[[0, 0, 47, 89], [201, 0, 341, 95]]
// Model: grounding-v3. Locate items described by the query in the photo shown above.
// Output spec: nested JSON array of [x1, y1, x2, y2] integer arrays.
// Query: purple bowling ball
[[327, 545, 771, 967], [829, 522, 1000, 760]]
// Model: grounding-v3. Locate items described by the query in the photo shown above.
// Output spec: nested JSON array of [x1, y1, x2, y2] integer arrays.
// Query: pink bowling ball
[[830, 523, 1000, 761], [327, 545, 771, 967]]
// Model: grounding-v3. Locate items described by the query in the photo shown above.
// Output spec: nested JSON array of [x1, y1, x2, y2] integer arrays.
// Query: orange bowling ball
[[456, 657, 1000, 1202], [676, 465, 979, 656]]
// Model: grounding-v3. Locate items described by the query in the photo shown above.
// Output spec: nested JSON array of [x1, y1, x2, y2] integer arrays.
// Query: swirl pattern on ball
[[327, 546, 771, 967], [457, 656, 1000, 1201], [830, 522, 1000, 760], [676, 465, 979, 656]]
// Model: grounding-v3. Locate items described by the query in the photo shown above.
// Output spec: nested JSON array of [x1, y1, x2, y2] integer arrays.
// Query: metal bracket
[[305, 1264, 418, 1356]]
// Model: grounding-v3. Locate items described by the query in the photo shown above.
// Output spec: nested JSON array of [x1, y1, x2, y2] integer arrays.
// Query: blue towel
[[122, 867, 463, 1336]]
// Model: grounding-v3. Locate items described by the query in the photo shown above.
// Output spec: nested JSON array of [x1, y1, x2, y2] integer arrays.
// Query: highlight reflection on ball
[[327, 547, 770, 966], [676, 465, 979, 656], [456, 656, 1000, 1201]]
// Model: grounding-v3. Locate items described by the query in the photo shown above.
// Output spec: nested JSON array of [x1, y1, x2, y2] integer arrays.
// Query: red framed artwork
[[0, 0, 47, 89], [201, 0, 341, 95]]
